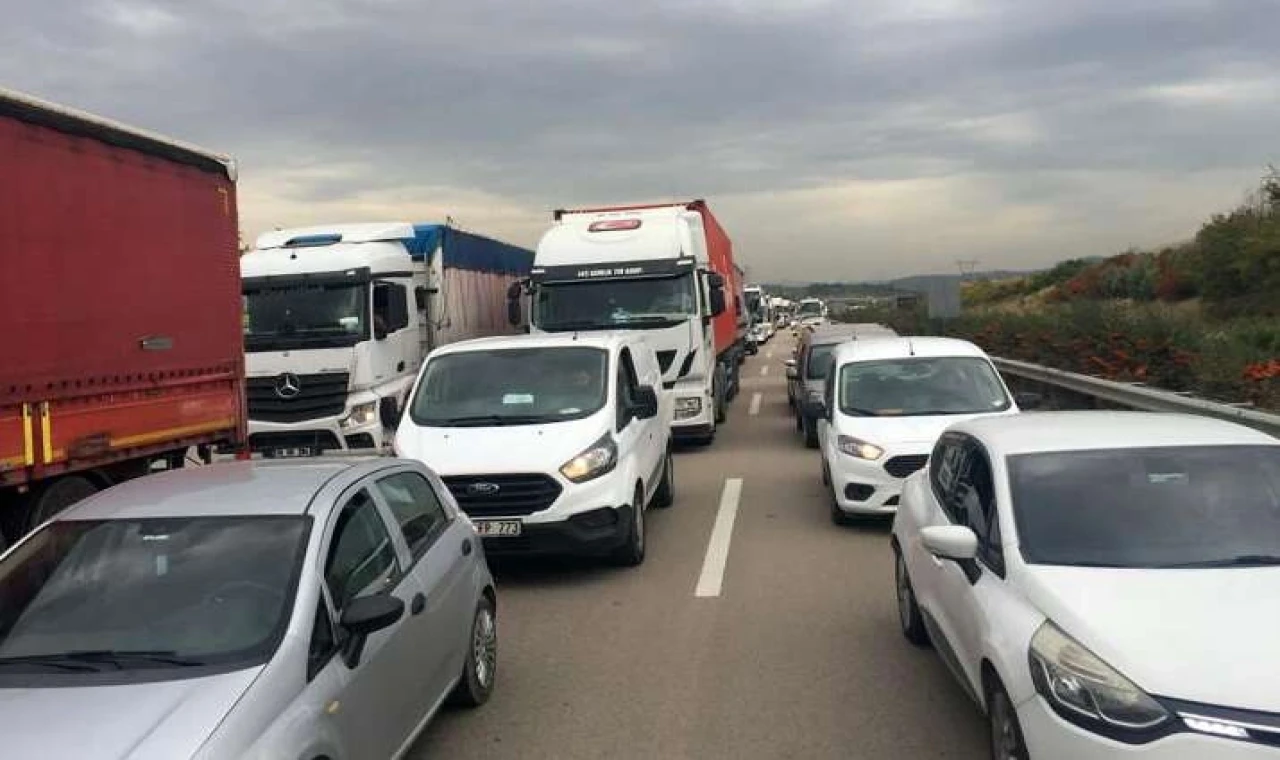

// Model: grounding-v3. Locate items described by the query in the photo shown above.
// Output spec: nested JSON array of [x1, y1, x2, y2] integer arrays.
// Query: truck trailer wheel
[[26, 475, 100, 531]]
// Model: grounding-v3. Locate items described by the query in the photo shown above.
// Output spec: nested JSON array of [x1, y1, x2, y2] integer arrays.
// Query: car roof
[[953, 411, 1280, 457], [429, 331, 630, 357], [831, 335, 989, 363], [55, 458, 399, 522]]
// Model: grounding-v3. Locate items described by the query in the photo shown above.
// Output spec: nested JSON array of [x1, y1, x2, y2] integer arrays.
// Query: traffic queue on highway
[[3, 88, 1280, 760]]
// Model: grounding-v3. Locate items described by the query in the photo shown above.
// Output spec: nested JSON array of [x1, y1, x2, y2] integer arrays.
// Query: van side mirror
[[379, 397, 401, 430], [632, 385, 659, 420], [784, 358, 798, 380], [506, 280, 526, 326]]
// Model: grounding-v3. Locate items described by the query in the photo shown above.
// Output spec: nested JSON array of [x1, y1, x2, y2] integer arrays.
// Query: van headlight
[[559, 434, 618, 483], [341, 401, 378, 429], [1029, 621, 1170, 737], [837, 435, 884, 460], [674, 397, 702, 421]]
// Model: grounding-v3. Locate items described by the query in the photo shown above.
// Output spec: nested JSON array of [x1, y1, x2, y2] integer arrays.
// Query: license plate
[[473, 520, 522, 537], [271, 446, 316, 459]]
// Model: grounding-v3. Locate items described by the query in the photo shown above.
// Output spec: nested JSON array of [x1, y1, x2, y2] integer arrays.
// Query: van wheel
[[802, 417, 819, 449], [610, 486, 646, 567], [27, 475, 100, 531], [652, 448, 675, 508]]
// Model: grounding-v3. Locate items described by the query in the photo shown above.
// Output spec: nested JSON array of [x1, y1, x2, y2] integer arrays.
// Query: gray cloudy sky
[[3, 0, 1278, 280]]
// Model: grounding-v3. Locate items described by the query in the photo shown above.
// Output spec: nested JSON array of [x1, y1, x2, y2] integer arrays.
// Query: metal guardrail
[[992, 357, 1280, 438]]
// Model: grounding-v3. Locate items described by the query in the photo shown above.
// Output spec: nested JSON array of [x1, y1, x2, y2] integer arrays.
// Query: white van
[[815, 336, 1039, 524], [392, 332, 674, 566]]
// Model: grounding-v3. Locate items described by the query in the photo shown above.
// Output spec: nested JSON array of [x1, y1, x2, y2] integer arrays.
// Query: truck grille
[[884, 455, 929, 479], [248, 430, 342, 454], [247, 372, 349, 423], [441, 474, 562, 518]]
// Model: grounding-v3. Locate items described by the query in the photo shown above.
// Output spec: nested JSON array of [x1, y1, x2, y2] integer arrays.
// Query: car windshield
[[837, 356, 1010, 416], [411, 346, 609, 426], [0, 516, 309, 673], [797, 301, 823, 317], [243, 280, 368, 351], [534, 274, 696, 331], [1010, 445, 1280, 568]]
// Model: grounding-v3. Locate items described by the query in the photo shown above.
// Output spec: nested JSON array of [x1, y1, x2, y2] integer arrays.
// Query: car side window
[[307, 598, 338, 681], [930, 435, 968, 514], [958, 446, 1005, 576], [375, 471, 450, 561], [324, 489, 402, 609], [616, 349, 640, 431]]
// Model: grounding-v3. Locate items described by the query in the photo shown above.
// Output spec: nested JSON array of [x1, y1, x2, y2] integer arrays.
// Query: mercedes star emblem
[[275, 372, 302, 399]]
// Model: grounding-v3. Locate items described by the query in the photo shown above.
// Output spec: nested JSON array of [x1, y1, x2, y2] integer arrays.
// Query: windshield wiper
[[0, 649, 207, 671], [1161, 554, 1280, 569], [541, 320, 614, 331], [840, 407, 877, 416], [435, 414, 552, 428]]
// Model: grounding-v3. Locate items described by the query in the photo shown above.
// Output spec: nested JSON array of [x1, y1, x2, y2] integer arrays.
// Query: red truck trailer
[[0, 87, 245, 546]]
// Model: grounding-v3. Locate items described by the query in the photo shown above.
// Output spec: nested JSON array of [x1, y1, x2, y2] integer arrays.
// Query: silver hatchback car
[[0, 457, 498, 760]]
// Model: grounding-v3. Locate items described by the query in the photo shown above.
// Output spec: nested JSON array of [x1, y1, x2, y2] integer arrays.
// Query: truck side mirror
[[379, 397, 401, 430], [506, 280, 525, 326]]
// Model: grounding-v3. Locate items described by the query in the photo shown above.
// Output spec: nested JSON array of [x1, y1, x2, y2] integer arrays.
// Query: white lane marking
[[748, 392, 762, 416], [695, 478, 744, 598], [760, 365, 769, 377], [766, 350, 773, 359]]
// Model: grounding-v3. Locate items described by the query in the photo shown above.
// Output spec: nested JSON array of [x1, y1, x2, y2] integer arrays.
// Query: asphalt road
[[411, 338, 989, 760]]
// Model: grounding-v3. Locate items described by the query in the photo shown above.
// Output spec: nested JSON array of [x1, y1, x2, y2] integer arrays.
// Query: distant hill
[[761, 267, 1046, 300]]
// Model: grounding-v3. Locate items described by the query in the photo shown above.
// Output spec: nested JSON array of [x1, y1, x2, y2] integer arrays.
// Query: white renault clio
[[815, 336, 1037, 524], [393, 332, 674, 567]]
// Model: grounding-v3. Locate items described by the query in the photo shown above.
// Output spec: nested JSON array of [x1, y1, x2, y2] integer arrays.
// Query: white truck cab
[[240, 222, 530, 457], [393, 332, 675, 566]]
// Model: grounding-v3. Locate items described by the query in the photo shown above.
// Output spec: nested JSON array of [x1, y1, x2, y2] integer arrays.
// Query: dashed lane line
[[748, 392, 762, 416], [694, 478, 744, 598]]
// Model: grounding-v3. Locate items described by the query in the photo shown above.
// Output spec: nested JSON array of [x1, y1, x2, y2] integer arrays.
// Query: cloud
[[2, 0, 1277, 280]]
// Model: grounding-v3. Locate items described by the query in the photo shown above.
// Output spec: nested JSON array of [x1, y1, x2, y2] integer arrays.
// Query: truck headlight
[[837, 434, 884, 460], [1029, 621, 1170, 735], [559, 434, 618, 483], [340, 401, 378, 430], [674, 397, 702, 420]]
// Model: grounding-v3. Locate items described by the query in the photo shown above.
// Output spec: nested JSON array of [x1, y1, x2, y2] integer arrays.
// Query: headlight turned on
[[837, 435, 884, 461], [559, 434, 618, 483], [1028, 621, 1171, 740]]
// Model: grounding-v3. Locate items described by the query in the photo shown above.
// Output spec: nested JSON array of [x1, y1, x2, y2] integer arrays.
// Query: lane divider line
[[748, 392, 762, 416], [760, 365, 769, 377], [695, 478, 744, 598]]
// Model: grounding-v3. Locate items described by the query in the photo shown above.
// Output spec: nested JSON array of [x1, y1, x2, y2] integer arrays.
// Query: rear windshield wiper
[[0, 649, 208, 671], [1161, 554, 1280, 569]]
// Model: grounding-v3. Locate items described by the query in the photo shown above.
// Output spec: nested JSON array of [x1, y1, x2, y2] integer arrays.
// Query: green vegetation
[[859, 168, 1280, 410]]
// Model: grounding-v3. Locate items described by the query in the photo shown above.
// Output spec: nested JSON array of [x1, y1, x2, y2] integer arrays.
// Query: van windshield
[[534, 274, 696, 331], [838, 357, 1011, 417], [410, 347, 610, 426]]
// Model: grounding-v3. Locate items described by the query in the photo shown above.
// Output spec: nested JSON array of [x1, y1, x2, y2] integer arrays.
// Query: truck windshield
[[534, 274, 696, 331], [243, 281, 368, 351], [410, 347, 610, 427], [797, 301, 823, 318]]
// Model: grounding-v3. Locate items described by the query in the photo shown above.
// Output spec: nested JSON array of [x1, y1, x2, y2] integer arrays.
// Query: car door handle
[[411, 593, 426, 616], [461, 539, 473, 556]]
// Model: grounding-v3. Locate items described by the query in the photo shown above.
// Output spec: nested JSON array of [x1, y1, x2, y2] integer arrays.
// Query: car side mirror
[[632, 385, 659, 420], [920, 525, 979, 562], [340, 593, 405, 668], [1014, 391, 1043, 410]]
